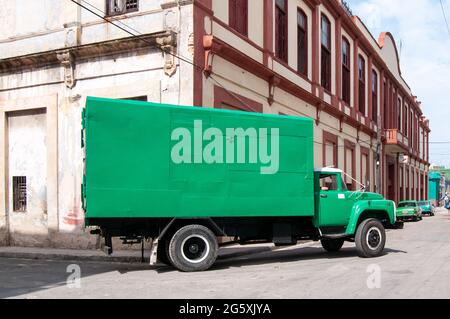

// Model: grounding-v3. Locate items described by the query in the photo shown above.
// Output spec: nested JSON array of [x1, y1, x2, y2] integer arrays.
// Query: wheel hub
[[366, 227, 382, 250], [181, 235, 210, 263]]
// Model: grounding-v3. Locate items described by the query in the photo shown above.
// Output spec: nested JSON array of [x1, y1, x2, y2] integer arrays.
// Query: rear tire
[[168, 224, 218, 272], [355, 219, 386, 258], [320, 238, 345, 252]]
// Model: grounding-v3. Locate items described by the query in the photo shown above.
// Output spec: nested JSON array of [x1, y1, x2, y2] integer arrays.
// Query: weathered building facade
[[0, 0, 194, 247], [0, 0, 430, 248]]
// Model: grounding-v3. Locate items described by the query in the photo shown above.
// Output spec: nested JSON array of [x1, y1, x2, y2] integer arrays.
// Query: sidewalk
[[435, 207, 450, 216], [0, 243, 272, 264]]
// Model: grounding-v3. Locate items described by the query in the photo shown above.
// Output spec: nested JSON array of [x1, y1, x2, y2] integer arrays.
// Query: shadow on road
[[154, 245, 407, 273], [0, 245, 408, 298]]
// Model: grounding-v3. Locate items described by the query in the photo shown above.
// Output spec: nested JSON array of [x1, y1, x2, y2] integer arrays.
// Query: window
[[398, 98, 402, 129], [323, 132, 337, 168], [275, 0, 288, 62], [358, 55, 366, 114], [229, 0, 248, 36], [106, 0, 138, 16], [13, 176, 27, 213], [321, 15, 331, 91], [342, 37, 351, 104], [345, 148, 355, 190], [404, 105, 408, 136], [320, 175, 338, 191], [383, 80, 388, 128], [372, 70, 378, 120], [297, 9, 307, 76]]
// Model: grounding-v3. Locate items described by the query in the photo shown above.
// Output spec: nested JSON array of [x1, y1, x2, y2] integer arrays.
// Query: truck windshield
[[398, 202, 416, 208]]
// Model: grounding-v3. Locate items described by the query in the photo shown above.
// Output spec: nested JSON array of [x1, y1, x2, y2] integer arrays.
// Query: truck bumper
[[385, 221, 404, 229], [390, 221, 404, 229]]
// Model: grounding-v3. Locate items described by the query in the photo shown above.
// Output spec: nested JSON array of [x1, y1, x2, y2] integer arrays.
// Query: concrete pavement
[[1, 211, 450, 298]]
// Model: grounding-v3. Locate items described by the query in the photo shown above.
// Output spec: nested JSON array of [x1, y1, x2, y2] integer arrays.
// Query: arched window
[[275, 0, 288, 62], [297, 9, 307, 76], [342, 37, 351, 104], [321, 14, 331, 91], [358, 54, 366, 114], [229, 0, 248, 36]]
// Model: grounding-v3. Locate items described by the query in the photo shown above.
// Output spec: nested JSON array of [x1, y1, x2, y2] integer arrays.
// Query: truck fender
[[345, 200, 396, 235]]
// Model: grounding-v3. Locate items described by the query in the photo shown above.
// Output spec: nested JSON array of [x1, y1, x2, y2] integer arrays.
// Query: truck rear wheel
[[320, 238, 345, 252], [355, 219, 386, 258], [168, 224, 218, 272]]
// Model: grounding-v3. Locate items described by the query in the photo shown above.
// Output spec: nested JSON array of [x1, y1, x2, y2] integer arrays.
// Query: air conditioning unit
[[399, 154, 410, 164]]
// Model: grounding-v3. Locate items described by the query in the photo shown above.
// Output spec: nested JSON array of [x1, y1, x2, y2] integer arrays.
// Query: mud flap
[[149, 237, 159, 266]]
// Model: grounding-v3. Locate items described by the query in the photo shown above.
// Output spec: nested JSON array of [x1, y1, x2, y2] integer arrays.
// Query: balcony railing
[[385, 129, 401, 145]]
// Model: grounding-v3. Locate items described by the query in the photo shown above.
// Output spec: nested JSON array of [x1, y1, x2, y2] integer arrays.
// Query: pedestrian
[[443, 193, 450, 210]]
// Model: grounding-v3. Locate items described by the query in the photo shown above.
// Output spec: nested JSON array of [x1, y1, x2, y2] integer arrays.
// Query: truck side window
[[320, 175, 337, 191]]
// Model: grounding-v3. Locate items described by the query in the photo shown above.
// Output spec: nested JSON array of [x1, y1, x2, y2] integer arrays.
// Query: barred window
[[13, 176, 27, 213]]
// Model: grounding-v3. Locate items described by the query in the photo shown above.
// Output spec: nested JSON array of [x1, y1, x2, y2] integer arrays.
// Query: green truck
[[82, 97, 401, 272]]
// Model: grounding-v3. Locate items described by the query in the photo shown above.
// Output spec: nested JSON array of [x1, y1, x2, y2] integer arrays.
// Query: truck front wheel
[[355, 219, 386, 258], [320, 238, 345, 252], [168, 224, 218, 272]]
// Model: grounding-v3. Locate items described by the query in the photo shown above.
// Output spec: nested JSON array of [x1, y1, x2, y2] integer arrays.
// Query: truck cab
[[313, 168, 399, 257]]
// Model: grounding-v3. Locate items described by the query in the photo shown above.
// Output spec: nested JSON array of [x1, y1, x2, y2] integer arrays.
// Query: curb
[[0, 251, 145, 264], [0, 246, 273, 264]]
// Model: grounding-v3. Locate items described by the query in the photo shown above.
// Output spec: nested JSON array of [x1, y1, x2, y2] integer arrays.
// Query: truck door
[[318, 173, 353, 227]]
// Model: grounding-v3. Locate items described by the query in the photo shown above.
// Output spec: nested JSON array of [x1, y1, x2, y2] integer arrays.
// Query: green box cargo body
[[83, 97, 400, 272], [83, 97, 315, 220]]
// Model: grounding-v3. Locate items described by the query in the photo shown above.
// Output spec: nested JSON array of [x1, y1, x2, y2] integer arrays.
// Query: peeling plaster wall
[[7, 110, 48, 246], [0, 0, 194, 249]]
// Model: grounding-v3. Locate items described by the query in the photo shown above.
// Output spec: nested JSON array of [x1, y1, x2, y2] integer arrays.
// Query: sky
[[346, 0, 450, 167]]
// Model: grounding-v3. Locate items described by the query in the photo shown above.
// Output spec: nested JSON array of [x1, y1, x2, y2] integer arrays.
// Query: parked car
[[418, 200, 434, 216], [397, 201, 423, 222]]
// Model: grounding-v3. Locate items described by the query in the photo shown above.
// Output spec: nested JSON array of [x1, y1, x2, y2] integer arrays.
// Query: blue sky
[[347, 0, 450, 167]]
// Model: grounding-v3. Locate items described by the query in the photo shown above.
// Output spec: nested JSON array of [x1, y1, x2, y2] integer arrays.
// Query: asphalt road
[[1, 211, 450, 299]]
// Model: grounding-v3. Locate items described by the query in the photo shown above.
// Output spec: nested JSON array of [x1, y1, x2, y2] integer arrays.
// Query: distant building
[[428, 172, 444, 206]]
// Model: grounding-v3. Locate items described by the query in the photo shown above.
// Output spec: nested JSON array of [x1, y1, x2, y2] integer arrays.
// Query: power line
[[70, 0, 199, 68], [440, 0, 450, 39], [70, 0, 399, 150]]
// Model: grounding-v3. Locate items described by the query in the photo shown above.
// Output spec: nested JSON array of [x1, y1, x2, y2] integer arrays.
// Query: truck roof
[[315, 168, 343, 174]]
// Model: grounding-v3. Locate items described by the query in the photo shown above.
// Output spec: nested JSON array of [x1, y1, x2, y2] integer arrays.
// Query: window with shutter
[[321, 15, 331, 91], [297, 9, 307, 76], [229, 0, 248, 36], [358, 55, 366, 114], [372, 70, 378, 120], [275, 0, 288, 62], [342, 37, 351, 104]]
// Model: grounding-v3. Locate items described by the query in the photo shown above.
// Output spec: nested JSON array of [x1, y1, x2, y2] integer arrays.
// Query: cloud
[[348, 0, 450, 166]]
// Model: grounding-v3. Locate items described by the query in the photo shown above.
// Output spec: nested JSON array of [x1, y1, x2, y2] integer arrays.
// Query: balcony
[[384, 129, 409, 154]]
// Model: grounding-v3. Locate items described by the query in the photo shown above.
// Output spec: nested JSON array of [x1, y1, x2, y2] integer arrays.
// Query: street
[[1, 211, 450, 299]]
